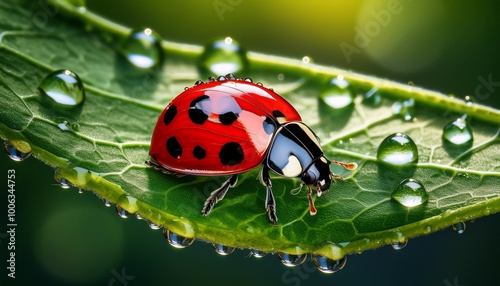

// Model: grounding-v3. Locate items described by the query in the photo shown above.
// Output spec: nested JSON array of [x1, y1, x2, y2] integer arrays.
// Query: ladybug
[[147, 74, 356, 225]]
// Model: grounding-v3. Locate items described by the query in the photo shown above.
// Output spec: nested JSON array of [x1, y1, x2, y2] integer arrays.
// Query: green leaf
[[1, 0, 499, 261]]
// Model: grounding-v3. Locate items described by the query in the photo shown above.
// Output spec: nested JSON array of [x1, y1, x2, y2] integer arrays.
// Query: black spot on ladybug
[[163, 105, 177, 126], [166, 136, 182, 158], [272, 110, 286, 119], [219, 112, 239, 125], [219, 142, 244, 166], [262, 116, 276, 135], [193, 145, 206, 160], [188, 95, 210, 125]]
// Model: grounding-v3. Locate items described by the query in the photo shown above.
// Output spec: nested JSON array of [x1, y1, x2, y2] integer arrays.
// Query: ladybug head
[[301, 156, 332, 194]]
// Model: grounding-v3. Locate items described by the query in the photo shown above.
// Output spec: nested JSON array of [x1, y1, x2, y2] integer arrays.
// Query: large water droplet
[[391, 239, 408, 250], [250, 249, 268, 258], [115, 205, 129, 219], [213, 244, 235, 255], [4, 141, 31, 161], [278, 252, 307, 267], [392, 178, 428, 207], [319, 75, 354, 109], [442, 118, 473, 146], [452, 222, 466, 234], [377, 133, 418, 166], [120, 28, 162, 69], [312, 255, 347, 274], [164, 229, 194, 249], [199, 37, 248, 75], [39, 69, 85, 108], [392, 98, 415, 121]]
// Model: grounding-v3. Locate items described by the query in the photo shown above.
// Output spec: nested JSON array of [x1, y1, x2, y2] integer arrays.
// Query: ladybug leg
[[308, 185, 318, 215], [261, 166, 278, 226], [202, 174, 238, 217], [146, 159, 181, 176]]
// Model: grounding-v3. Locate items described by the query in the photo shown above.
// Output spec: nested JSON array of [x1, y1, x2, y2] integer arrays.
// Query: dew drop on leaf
[[147, 220, 161, 230], [311, 255, 347, 274], [4, 141, 31, 161], [213, 243, 235, 255], [377, 133, 418, 165], [101, 197, 112, 207], [391, 239, 408, 250], [115, 205, 129, 219], [119, 28, 162, 69], [392, 178, 428, 207], [301, 56, 312, 64], [363, 86, 382, 106], [452, 222, 466, 234], [442, 118, 473, 146], [55, 117, 79, 132], [164, 229, 195, 249], [278, 252, 307, 267], [39, 69, 85, 108], [58, 177, 71, 189], [319, 75, 354, 110], [250, 249, 268, 258], [392, 98, 415, 121], [199, 37, 248, 75]]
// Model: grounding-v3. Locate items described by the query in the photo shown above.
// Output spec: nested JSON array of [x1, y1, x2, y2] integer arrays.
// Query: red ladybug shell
[[149, 78, 302, 175]]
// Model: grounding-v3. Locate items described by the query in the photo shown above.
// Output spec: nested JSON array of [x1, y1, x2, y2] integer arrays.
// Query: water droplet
[[147, 220, 161, 230], [59, 178, 71, 189], [363, 86, 382, 106], [442, 118, 473, 146], [135, 213, 143, 220], [250, 249, 268, 258], [164, 229, 195, 249], [55, 117, 80, 132], [213, 244, 235, 255], [4, 141, 31, 161], [102, 197, 112, 207], [407, 81, 415, 90], [312, 255, 347, 274], [464, 95, 475, 106], [277, 73, 285, 81], [39, 69, 85, 108], [67, 0, 86, 12], [120, 28, 162, 69], [392, 178, 428, 207], [377, 133, 418, 166], [78, 188, 84, 194], [199, 37, 248, 75], [392, 98, 415, 121], [452, 222, 466, 234], [319, 76, 354, 109], [115, 205, 129, 219], [391, 239, 408, 250], [301, 56, 312, 64], [278, 252, 307, 267]]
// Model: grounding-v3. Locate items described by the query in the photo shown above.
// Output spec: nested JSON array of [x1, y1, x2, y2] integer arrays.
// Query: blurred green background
[[2, 0, 500, 285]]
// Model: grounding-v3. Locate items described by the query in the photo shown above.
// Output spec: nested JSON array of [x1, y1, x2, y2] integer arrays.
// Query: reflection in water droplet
[[278, 252, 307, 267], [164, 229, 195, 249], [59, 178, 71, 189], [302, 56, 312, 64], [442, 118, 473, 146], [392, 98, 415, 121], [452, 222, 466, 234], [147, 220, 161, 230], [39, 69, 85, 107], [120, 28, 162, 69], [363, 86, 382, 106], [199, 37, 248, 75], [319, 76, 354, 109], [391, 239, 408, 250], [4, 141, 31, 161], [135, 213, 143, 220], [55, 117, 80, 132], [250, 249, 268, 258], [392, 178, 428, 207], [213, 244, 235, 255], [377, 133, 418, 166], [464, 95, 475, 106], [312, 255, 347, 274], [115, 205, 129, 219], [102, 198, 112, 207]]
